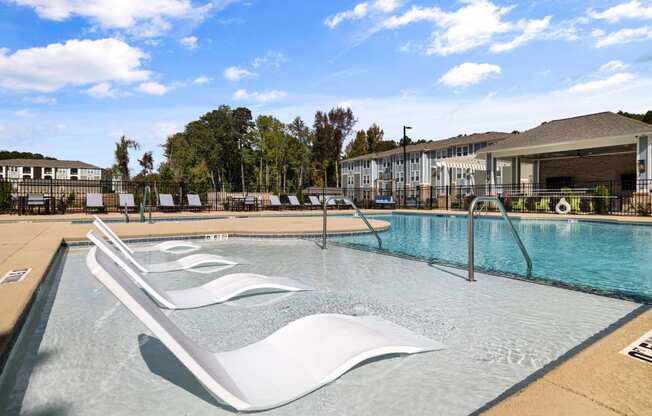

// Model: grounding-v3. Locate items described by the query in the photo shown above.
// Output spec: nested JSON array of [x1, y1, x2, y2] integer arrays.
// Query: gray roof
[[480, 112, 652, 154], [343, 132, 512, 162], [0, 159, 101, 169]]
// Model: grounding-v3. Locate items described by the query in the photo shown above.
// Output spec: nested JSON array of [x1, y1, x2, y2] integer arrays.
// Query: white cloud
[[24, 95, 56, 104], [439, 62, 501, 88], [136, 81, 169, 95], [380, 1, 558, 55], [224, 66, 256, 81], [566, 72, 636, 93], [0, 38, 150, 92], [15, 109, 35, 117], [233, 89, 287, 103], [87, 82, 118, 98], [490, 16, 551, 52], [594, 26, 652, 47], [192, 75, 211, 84], [180, 35, 198, 50], [589, 1, 652, 23], [252, 51, 287, 69], [599, 60, 629, 73], [325, 0, 402, 28], [9, 0, 213, 37]]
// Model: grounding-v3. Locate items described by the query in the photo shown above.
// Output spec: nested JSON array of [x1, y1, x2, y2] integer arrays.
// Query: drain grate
[[0, 268, 32, 285], [620, 329, 652, 364], [205, 234, 229, 241]]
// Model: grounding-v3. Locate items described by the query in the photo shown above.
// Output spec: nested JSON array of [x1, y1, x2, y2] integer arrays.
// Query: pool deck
[[0, 210, 650, 415]]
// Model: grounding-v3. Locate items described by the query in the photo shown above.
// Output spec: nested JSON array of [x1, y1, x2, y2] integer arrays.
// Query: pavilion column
[[485, 153, 495, 194], [510, 157, 521, 187], [637, 135, 650, 191]]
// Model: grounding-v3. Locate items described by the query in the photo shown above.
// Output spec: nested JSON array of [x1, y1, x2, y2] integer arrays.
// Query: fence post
[[49, 177, 54, 214]]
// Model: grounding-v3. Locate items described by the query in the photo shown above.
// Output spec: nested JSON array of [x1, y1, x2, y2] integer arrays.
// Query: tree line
[[110, 104, 400, 195]]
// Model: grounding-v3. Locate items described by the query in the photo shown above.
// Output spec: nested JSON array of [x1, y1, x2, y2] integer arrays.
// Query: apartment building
[[0, 159, 102, 180]]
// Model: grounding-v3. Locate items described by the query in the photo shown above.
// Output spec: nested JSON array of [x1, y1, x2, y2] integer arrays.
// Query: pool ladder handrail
[[322, 196, 382, 250], [468, 196, 532, 282]]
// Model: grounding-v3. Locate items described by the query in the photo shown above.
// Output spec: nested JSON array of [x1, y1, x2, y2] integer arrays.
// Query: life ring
[[556, 197, 571, 215]]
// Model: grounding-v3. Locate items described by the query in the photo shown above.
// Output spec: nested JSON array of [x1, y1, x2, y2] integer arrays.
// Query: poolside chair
[[85, 246, 445, 411], [303, 195, 319, 210], [87, 231, 310, 309], [159, 193, 177, 211], [27, 193, 45, 214], [86, 193, 105, 213], [308, 195, 322, 209], [119, 193, 136, 212], [288, 195, 302, 209], [93, 216, 200, 254], [186, 194, 205, 211], [244, 196, 258, 211], [93, 217, 232, 273], [268, 195, 283, 210]]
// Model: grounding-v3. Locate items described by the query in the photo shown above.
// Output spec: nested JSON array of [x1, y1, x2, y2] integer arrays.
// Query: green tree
[[113, 135, 140, 179], [312, 107, 356, 187], [618, 110, 652, 124], [345, 130, 368, 158], [138, 151, 154, 176], [365, 123, 384, 152]]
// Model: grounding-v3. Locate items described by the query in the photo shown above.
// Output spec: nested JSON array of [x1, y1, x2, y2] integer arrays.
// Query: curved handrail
[[322, 196, 382, 250], [468, 196, 532, 282]]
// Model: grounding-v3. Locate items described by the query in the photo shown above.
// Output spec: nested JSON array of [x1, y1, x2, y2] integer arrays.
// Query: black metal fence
[[2, 177, 652, 216], [341, 180, 652, 216], [0, 178, 277, 214]]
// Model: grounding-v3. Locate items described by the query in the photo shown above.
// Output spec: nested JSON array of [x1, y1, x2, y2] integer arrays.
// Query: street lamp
[[402, 125, 412, 207]]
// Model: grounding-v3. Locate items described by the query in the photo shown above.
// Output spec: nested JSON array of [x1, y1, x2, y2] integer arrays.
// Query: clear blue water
[[331, 214, 652, 302]]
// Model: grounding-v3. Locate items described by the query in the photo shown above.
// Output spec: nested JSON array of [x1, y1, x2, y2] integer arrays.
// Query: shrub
[[0, 181, 12, 211], [593, 185, 610, 214]]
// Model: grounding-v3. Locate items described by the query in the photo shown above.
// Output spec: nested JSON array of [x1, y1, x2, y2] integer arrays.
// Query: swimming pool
[[331, 214, 652, 302], [0, 238, 640, 415]]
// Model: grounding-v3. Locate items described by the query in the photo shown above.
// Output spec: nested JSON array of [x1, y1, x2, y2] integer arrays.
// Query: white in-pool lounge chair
[[93, 216, 234, 274], [93, 216, 200, 254], [87, 231, 310, 309], [85, 245, 445, 411]]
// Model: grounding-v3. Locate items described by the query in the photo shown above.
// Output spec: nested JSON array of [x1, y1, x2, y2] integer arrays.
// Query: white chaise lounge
[[94, 216, 200, 254], [85, 246, 445, 411], [87, 231, 311, 309], [93, 217, 235, 274]]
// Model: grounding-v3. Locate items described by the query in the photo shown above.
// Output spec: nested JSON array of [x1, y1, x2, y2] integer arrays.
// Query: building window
[[462, 146, 469, 156], [70, 168, 78, 175], [22, 167, 30, 174], [44, 167, 52, 174]]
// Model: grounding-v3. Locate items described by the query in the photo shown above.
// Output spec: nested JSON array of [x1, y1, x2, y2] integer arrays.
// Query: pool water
[[331, 214, 652, 302], [0, 239, 640, 416]]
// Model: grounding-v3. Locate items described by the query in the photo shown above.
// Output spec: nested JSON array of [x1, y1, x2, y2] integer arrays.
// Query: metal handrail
[[468, 196, 532, 282], [322, 196, 382, 250]]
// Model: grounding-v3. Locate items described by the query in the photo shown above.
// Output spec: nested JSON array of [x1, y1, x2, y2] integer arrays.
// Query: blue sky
[[0, 0, 651, 170]]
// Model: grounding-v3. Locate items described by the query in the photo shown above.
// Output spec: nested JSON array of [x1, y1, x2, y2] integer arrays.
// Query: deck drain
[[0, 268, 32, 284], [205, 234, 229, 241], [620, 328, 652, 364]]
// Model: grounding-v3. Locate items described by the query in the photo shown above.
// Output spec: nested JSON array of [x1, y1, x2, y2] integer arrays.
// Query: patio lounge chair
[[288, 195, 302, 209], [86, 193, 104, 213], [93, 217, 232, 273], [94, 216, 200, 254], [187, 194, 205, 211], [308, 195, 322, 209], [303, 195, 319, 209], [119, 193, 136, 211], [87, 231, 311, 309], [374, 195, 396, 209], [244, 196, 258, 211], [85, 245, 445, 411], [27, 193, 45, 214], [159, 193, 177, 211], [268, 195, 283, 210]]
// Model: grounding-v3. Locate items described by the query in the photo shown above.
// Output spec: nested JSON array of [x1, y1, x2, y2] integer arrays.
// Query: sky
[[0, 0, 651, 171]]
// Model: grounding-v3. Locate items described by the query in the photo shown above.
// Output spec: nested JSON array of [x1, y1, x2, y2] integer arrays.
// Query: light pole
[[402, 125, 412, 207]]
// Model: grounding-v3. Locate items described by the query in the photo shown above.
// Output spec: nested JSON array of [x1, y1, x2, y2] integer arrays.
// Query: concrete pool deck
[[0, 211, 649, 415]]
